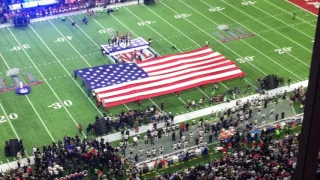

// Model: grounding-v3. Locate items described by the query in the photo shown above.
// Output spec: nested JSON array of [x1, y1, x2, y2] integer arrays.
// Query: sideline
[[0, 0, 138, 29], [0, 80, 308, 172]]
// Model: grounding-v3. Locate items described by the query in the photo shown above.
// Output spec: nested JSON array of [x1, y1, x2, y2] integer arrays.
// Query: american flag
[[78, 47, 245, 107]]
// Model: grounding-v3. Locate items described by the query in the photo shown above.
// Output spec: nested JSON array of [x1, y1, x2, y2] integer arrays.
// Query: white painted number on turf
[[274, 47, 292, 54], [236, 56, 255, 63], [137, 21, 156, 26], [0, 113, 19, 123], [48, 100, 73, 109], [99, 28, 114, 34], [174, 13, 192, 19], [241, 1, 256, 5], [10, 44, 30, 51], [209, 7, 225, 12], [55, 36, 72, 42]]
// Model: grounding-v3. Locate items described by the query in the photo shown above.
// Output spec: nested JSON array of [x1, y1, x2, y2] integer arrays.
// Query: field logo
[[307, 2, 320, 9], [214, 24, 255, 42], [0, 68, 42, 93], [288, 0, 319, 15], [110, 48, 157, 63]]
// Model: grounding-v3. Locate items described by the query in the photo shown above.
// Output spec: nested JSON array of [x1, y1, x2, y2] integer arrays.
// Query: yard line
[[163, 1, 302, 80], [285, 0, 318, 17], [120, 8, 203, 106], [48, 20, 92, 67], [91, 14, 169, 110], [141, 4, 223, 98], [0, 52, 54, 146], [219, 0, 313, 54], [0, 103, 21, 141], [67, 17, 100, 48], [48, 20, 130, 111], [28, 25, 105, 117], [233, 0, 314, 39], [24, 96, 56, 142], [291, 105, 297, 116], [199, 0, 311, 67], [263, 0, 316, 28], [142, 3, 258, 92], [125, 7, 234, 99], [152, 1, 266, 77], [91, 18, 112, 35], [7, 27, 87, 138]]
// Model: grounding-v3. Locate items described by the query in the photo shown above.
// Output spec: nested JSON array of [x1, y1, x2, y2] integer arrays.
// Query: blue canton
[[75, 63, 149, 90]]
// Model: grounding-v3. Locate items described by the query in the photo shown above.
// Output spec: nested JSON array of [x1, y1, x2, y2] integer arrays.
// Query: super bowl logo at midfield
[[115, 48, 157, 62]]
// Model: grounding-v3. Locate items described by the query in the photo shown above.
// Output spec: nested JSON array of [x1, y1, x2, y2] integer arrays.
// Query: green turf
[[0, 0, 315, 162]]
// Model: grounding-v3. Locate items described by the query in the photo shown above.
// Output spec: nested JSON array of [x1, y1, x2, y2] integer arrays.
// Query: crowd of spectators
[[88, 103, 173, 135], [0, 136, 126, 179], [0, 0, 116, 24], [138, 132, 320, 180]]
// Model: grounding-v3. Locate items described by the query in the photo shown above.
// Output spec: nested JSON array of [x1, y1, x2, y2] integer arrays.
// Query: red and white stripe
[[95, 47, 245, 107]]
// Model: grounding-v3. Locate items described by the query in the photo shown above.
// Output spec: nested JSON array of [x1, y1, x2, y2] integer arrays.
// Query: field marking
[[120, 8, 195, 109], [0, 54, 52, 153], [218, 0, 313, 54], [48, 20, 92, 67], [48, 20, 130, 111], [264, 0, 316, 28], [172, 0, 303, 80], [28, 25, 105, 118], [292, 105, 297, 115], [141, 3, 258, 93], [0, 103, 21, 141], [91, 18, 112, 35], [285, 0, 318, 17], [141, 4, 223, 98], [242, 0, 314, 39], [200, 0, 311, 68], [68, 17, 100, 47], [93, 14, 171, 110], [159, 1, 267, 77], [7, 27, 87, 139], [0, 52, 53, 151]]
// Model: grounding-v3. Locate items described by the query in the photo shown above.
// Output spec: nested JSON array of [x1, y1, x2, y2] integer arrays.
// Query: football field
[[0, 0, 316, 163]]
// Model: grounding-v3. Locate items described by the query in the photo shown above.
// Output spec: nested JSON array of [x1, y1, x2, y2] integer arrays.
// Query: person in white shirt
[[124, 134, 129, 145], [173, 143, 177, 152], [184, 141, 188, 148], [181, 135, 185, 142], [177, 141, 181, 149], [190, 132, 193, 142], [270, 107, 274, 115], [152, 148, 156, 157], [159, 146, 163, 155], [129, 146, 133, 158], [154, 130, 158, 140], [199, 136, 203, 143], [163, 127, 167, 136], [119, 141, 124, 148], [139, 148, 143, 157], [146, 150, 151, 160]]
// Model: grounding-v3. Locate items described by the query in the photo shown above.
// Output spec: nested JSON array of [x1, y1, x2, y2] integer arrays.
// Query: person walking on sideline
[[78, 124, 82, 134]]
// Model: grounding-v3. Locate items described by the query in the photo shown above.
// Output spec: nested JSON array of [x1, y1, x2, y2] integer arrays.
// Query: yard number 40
[[48, 100, 73, 109], [10, 44, 30, 51]]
